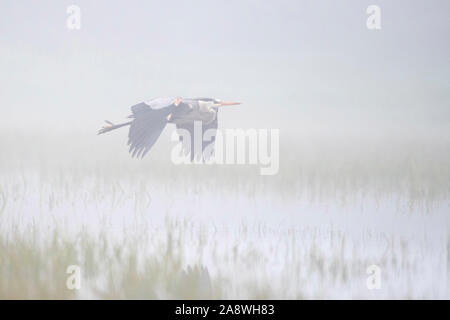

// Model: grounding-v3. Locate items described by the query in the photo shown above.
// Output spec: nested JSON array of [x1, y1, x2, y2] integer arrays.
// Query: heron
[[98, 97, 241, 160]]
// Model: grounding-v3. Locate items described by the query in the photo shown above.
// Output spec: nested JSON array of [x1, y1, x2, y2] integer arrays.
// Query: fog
[[0, 0, 449, 299], [1, 0, 449, 134]]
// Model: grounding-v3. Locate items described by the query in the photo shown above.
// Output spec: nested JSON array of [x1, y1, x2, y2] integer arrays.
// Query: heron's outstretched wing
[[176, 117, 218, 161], [128, 98, 177, 118], [127, 101, 176, 158]]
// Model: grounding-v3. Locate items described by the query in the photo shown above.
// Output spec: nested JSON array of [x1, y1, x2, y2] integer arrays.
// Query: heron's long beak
[[219, 101, 241, 106]]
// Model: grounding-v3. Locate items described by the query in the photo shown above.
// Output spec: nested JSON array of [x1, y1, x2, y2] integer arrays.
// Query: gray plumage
[[98, 97, 240, 160]]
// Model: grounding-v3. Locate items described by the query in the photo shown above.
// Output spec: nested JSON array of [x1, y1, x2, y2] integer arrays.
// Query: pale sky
[[0, 0, 449, 138]]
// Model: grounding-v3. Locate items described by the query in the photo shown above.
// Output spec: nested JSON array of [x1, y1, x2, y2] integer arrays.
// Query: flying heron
[[98, 97, 241, 160]]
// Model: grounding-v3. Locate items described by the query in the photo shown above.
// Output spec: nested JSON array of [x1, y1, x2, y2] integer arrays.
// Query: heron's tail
[[98, 120, 132, 135]]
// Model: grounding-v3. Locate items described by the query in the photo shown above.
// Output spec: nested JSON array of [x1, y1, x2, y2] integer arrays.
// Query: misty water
[[1, 1, 449, 299]]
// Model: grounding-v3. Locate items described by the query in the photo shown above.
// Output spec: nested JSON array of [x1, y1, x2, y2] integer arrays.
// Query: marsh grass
[[0, 130, 449, 299]]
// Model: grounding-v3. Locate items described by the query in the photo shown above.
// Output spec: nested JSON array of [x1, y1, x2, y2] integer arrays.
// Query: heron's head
[[197, 98, 241, 109]]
